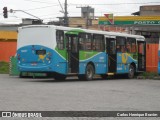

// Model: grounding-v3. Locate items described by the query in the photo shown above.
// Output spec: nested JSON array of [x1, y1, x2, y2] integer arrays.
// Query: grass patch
[[0, 61, 9, 74], [139, 72, 159, 79]]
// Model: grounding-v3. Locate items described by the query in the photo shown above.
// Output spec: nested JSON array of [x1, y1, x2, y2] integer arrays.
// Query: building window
[[79, 33, 92, 50], [92, 34, 105, 51], [56, 30, 64, 49]]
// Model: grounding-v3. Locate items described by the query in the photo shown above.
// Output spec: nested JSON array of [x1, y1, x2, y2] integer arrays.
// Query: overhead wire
[[25, 5, 59, 11], [57, 0, 64, 13], [1, 1, 160, 24], [68, 2, 160, 6], [23, 0, 55, 4], [17, 1, 160, 12]]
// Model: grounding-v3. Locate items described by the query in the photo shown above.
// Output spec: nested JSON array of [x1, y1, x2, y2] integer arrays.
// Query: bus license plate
[[31, 62, 37, 66]]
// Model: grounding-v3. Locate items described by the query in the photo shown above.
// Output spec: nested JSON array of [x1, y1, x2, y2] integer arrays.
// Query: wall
[[0, 31, 17, 62], [146, 44, 159, 72], [0, 41, 17, 62], [140, 5, 160, 16]]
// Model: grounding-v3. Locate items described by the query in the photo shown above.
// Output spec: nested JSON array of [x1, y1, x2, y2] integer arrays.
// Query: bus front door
[[67, 35, 79, 73], [137, 41, 146, 71], [106, 38, 117, 73]]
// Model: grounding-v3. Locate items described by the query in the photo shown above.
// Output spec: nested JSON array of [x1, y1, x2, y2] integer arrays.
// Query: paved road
[[0, 74, 160, 119]]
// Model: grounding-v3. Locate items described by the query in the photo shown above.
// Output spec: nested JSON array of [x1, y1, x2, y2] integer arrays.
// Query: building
[[0, 30, 17, 62]]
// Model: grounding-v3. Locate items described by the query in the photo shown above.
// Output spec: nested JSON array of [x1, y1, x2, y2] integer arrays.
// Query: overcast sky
[[0, 0, 160, 24]]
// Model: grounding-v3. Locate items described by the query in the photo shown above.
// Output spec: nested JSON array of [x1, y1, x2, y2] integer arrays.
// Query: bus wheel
[[128, 65, 135, 79], [84, 64, 94, 80], [54, 73, 66, 80]]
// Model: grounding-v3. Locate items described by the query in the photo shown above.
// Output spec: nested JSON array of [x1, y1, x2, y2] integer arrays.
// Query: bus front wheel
[[128, 65, 135, 79]]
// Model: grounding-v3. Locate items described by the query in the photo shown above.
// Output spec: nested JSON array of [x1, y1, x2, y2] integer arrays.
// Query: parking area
[[0, 74, 160, 119], [0, 74, 160, 111]]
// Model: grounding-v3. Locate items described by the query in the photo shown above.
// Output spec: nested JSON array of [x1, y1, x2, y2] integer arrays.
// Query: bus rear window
[[36, 50, 46, 55]]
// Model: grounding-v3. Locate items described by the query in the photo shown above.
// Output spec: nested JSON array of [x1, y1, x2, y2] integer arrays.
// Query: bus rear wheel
[[78, 64, 95, 80], [128, 65, 135, 79], [85, 64, 95, 80]]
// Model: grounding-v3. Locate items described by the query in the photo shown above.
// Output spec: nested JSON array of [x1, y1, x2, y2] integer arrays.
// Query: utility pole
[[64, 0, 68, 26], [86, 6, 89, 29]]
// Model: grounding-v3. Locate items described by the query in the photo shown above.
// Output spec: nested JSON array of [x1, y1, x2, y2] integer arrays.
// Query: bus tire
[[84, 64, 95, 80], [128, 65, 135, 79], [54, 73, 66, 80]]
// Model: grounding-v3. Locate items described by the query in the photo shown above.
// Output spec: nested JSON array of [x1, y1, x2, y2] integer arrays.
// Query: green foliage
[[0, 61, 9, 74], [139, 72, 159, 79]]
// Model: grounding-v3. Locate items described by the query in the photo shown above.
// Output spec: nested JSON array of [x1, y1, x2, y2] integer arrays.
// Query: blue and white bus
[[17, 25, 146, 80]]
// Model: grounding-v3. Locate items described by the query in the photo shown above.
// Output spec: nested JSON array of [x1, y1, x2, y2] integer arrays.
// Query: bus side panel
[[79, 52, 107, 74], [52, 50, 68, 74], [116, 53, 137, 74]]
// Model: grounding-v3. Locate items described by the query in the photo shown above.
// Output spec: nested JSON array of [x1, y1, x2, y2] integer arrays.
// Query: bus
[[17, 25, 146, 80]]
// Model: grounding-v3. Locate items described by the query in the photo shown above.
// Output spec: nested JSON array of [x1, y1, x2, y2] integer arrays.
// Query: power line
[[39, 13, 61, 18], [25, 5, 59, 11], [23, 0, 55, 4], [68, 2, 160, 6], [57, 0, 64, 13]]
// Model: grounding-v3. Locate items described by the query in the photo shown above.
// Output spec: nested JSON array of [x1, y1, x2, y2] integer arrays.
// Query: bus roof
[[19, 25, 145, 41], [75, 28, 145, 41], [19, 25, 75, 31]]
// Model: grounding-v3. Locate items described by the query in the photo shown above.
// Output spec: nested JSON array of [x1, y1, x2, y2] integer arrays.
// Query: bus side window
[[116, 37, 126, 53], [79, 33, 92, 50], [92, 34, 105, 51], [132, 43, 136, 53], [127, 38, 136, 53], [126, 42, 131, 52], [56, 30, 64, 49], [116, 45, 121, 52]]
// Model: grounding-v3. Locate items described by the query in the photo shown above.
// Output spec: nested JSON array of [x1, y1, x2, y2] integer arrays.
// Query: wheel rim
[[87, 67, 93, 79], [129, 66, 134, 78]]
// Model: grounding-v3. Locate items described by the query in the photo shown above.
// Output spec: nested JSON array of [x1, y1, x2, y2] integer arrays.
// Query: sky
[[0, 0, 160, 24]]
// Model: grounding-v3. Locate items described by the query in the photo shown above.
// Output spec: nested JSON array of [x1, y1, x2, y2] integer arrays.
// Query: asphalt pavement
[[0, 74, 160, 119]]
